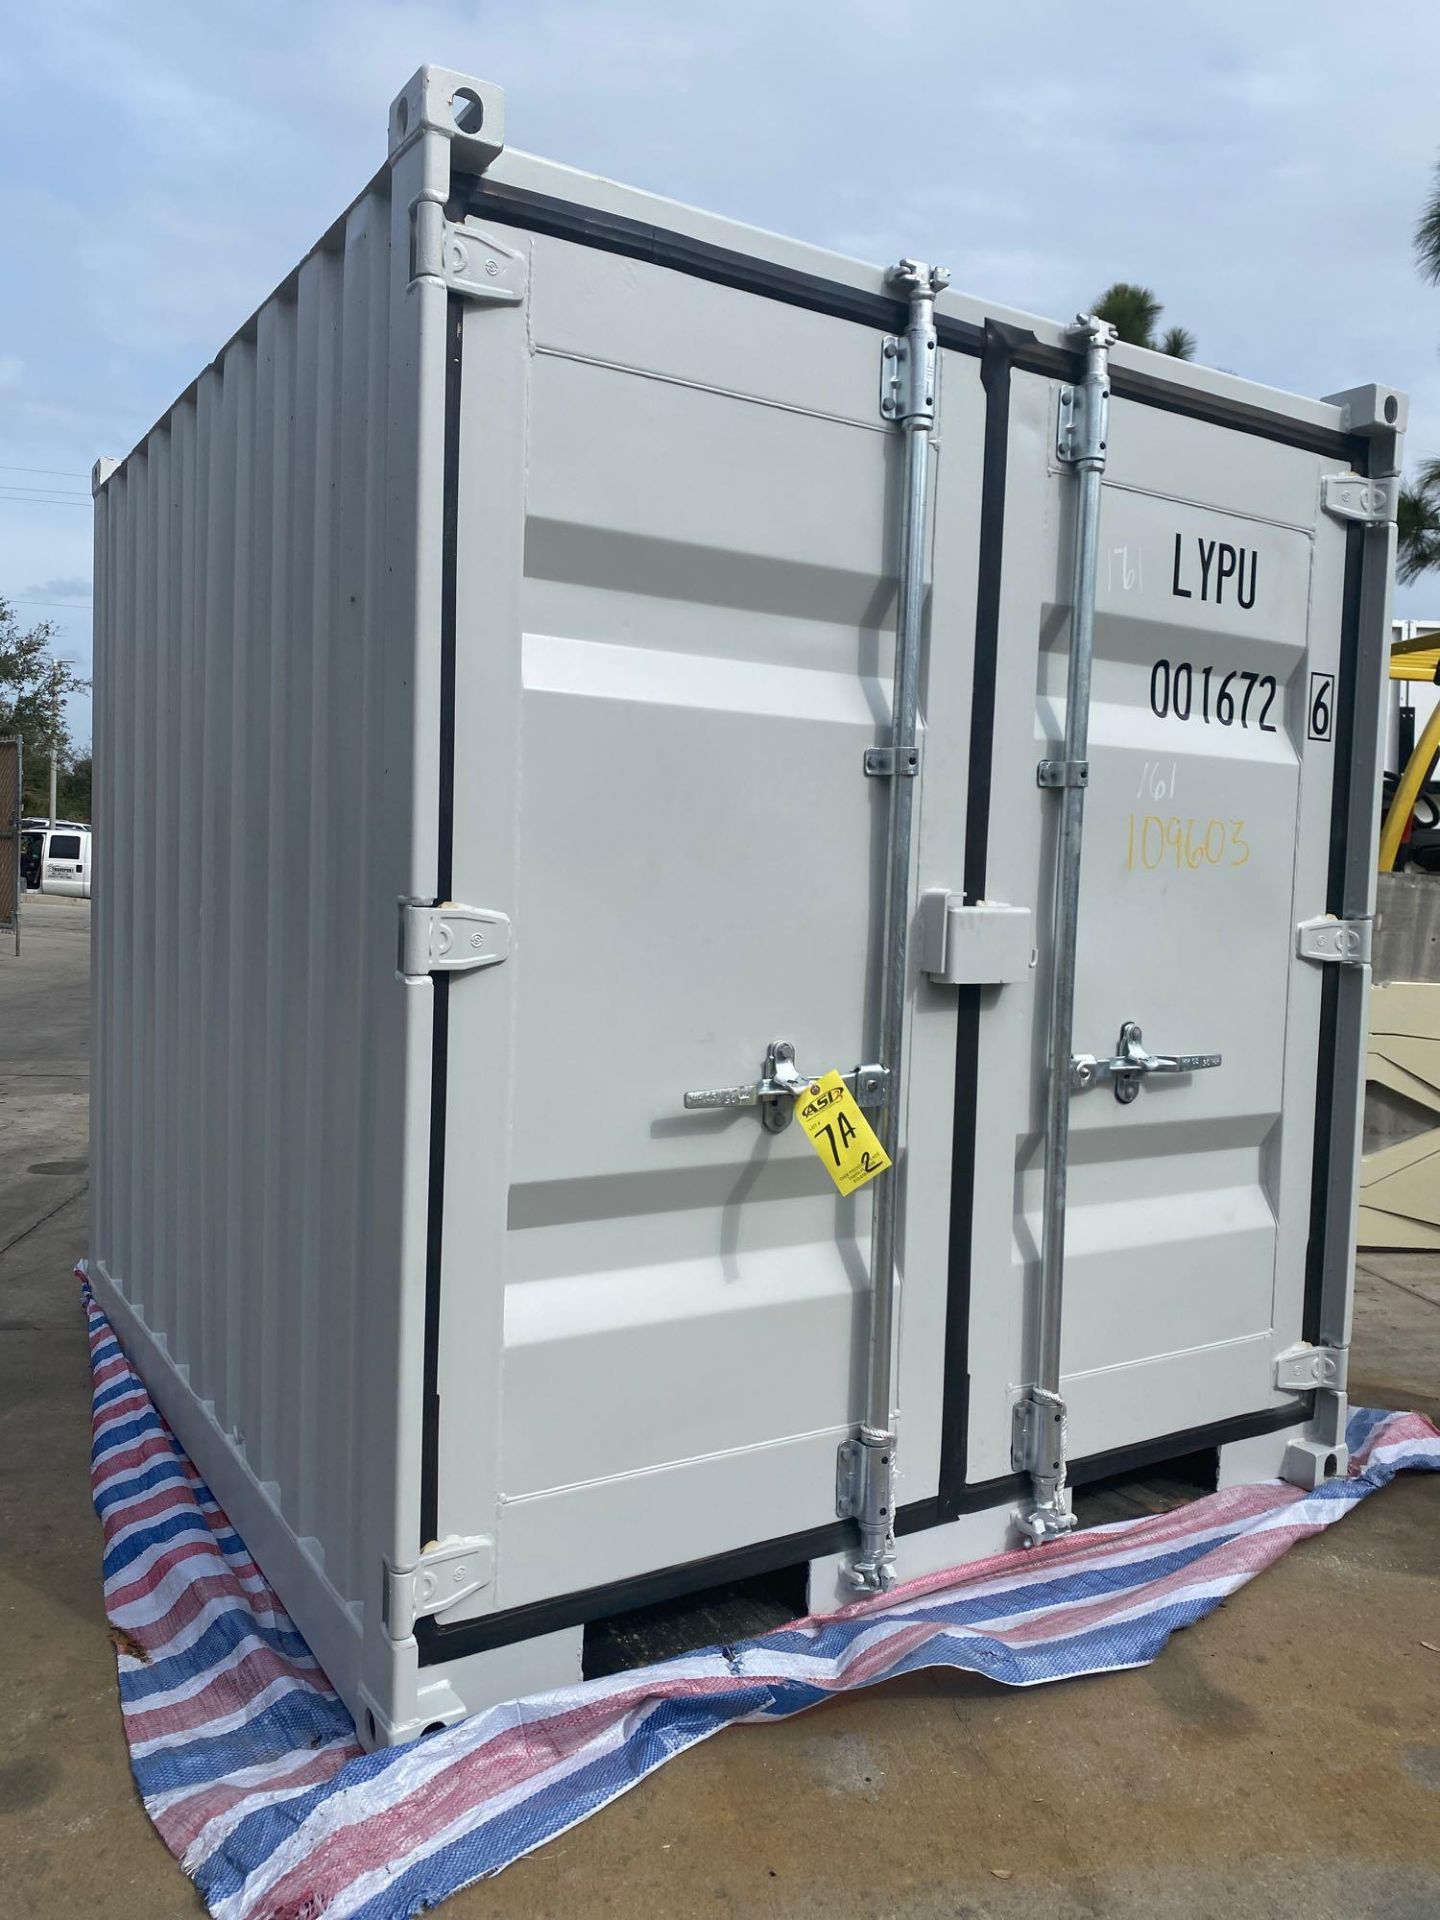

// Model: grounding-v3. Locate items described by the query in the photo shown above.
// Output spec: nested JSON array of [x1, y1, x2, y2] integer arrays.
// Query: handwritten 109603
[[1125, 762, 1249, 875]]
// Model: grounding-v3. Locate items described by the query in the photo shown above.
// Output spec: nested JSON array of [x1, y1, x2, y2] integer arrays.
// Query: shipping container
[[90, 64, 1402, 1746]]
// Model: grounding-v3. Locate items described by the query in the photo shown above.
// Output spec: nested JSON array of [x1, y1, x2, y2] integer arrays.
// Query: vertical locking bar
[[1018, 315, 1116, 1547], [845, 260, 948, 1594]]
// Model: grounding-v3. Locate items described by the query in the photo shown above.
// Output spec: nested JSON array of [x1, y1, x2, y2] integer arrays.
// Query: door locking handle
[[1071, 1021, 1221, 1105], [683, 1041, 889, 1135]]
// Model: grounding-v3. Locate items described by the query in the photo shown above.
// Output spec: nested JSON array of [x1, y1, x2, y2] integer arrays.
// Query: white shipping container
[[91, 65, 1401, 1746]]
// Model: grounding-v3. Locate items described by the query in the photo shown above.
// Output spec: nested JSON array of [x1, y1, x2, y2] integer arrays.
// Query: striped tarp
[[84, 1276, 1440, 1920]]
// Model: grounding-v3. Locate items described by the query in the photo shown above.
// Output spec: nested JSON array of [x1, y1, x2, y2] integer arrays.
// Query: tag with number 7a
[[793, 1070, 892, 1195]]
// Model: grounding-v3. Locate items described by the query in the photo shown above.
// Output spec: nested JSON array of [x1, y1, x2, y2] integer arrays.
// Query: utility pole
[[46, 657, 68, 828]]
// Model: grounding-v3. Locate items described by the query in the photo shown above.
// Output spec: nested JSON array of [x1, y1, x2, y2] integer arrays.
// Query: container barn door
[[431, 234, 985, 1613], [963, 373, 1363, 1482]]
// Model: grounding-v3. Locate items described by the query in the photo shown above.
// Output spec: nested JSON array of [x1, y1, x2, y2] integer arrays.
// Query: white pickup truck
[[21, 820, 92, 898]]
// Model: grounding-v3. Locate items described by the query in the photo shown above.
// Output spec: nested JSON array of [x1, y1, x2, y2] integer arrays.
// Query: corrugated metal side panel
[[90, 180, 422, 1614]]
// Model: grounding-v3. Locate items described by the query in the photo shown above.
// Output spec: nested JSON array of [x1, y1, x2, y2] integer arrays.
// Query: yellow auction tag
[[793, 1070, 892, 1195]]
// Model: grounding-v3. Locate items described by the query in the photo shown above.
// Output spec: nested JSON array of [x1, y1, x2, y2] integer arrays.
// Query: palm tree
[[1399, 458, 1440, 584], [1399, 169, 1440, 585], [1093, 283, 1162, 348], [1416, 163, 1440, 285], [1092, 284, 1197, 358]]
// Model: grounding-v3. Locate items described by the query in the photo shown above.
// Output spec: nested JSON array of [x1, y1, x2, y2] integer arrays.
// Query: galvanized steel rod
[[849, 259, 947, 1592], [864, 352, 927, 1412], [1022, 316, 1115, 1546]]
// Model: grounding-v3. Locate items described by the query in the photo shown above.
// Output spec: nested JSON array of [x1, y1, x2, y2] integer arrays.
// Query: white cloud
[[24, 576, 92, 602]]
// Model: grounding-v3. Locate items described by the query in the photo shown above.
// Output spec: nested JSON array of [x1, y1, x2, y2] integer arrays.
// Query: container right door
[[961, 372, 1364, 1481]]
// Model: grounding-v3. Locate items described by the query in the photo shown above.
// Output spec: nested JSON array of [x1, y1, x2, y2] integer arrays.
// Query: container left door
[[428, 230, 984, 1618]]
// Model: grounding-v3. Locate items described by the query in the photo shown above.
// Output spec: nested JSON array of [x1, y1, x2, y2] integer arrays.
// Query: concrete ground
[[1, 895, 1437, 1920]]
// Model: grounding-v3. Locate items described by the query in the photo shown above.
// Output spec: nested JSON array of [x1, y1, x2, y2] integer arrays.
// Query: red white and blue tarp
[[84, 1275, 1440, 1920]]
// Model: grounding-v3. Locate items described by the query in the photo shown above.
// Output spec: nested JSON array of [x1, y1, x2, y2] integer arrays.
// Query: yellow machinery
[[1380, 627, 1440, 871]]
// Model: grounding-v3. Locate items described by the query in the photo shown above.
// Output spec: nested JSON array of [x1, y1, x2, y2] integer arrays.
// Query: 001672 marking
[[1151, 658, 1277, 731]]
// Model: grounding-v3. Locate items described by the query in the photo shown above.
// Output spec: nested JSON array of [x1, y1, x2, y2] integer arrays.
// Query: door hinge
[[383, 1535, 495, 1641], [1320, 472, 1397, 526], [411, 202, 527, 304], [1273, 1342, 1349, 1393], [1296, 914, 1371, 967], [400, 901, 511, 976]]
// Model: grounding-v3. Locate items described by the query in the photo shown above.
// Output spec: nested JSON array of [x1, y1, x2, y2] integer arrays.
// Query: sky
[[5, 0, 1440, 751]]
